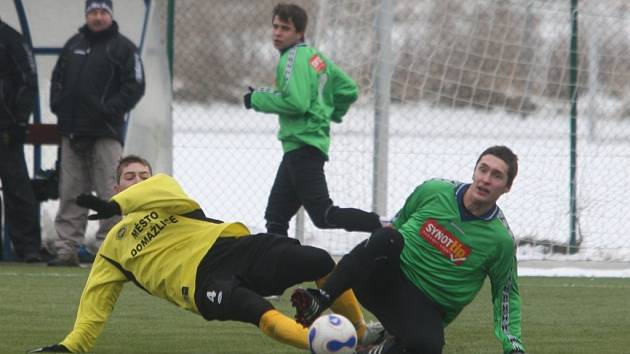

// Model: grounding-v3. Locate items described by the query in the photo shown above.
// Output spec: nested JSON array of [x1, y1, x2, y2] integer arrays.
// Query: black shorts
[[194, 233, 305, 324]]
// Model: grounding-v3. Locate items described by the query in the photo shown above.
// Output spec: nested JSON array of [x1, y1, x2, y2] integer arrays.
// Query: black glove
[[76, 194, 121, 220], [9, 123, 27, 146], [243, 86, 254, 109], [27, 344, 70, 353], [510, 351, 525, 354]]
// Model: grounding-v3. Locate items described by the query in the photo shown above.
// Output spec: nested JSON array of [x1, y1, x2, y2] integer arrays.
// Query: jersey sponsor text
[[130, 214, 179, 257], [420, 219, 471, 265]]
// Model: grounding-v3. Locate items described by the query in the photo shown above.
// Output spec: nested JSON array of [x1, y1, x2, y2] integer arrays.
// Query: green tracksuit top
[[250, 43, 358, 159], [392, 179, 525, 354]]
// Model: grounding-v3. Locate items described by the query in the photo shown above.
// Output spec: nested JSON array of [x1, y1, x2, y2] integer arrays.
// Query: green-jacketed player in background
[[244, 3, 382, 237], [292, 145, 526, 354]]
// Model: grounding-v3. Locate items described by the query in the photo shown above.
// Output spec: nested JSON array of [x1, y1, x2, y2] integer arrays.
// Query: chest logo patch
[[116, 225, 128, 240], [419, 219, 471, 265], [309, 54, 326, 73]]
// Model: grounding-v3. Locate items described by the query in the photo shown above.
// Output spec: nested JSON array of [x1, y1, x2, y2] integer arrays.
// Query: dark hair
[[272, 3, 308, 34], [116, 155, 152, 183], [475, 145, 518, 188]]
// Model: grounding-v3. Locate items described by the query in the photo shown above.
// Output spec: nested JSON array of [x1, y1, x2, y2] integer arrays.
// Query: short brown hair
[[116, 155, 152, 183], [272, 3, 308, 34], [475, 146, 518, 188]]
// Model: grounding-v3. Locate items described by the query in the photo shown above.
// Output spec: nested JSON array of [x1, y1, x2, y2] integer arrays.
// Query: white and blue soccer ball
[[308, 314, 357, 354]]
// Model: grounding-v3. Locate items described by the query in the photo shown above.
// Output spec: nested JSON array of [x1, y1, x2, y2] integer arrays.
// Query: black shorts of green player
[[295, 228, 446, 354], [195, 233, 332, 325], [349, 229, 446, 353]]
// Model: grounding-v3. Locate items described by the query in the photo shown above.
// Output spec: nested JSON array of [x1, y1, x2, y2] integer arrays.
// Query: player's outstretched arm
[[27, 344, 70, 353], [111, 174, 201, 215], [76, 194, 121, 220]]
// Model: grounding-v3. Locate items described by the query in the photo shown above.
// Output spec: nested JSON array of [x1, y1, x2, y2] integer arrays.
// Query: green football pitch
[[1, 263, 628, 354]]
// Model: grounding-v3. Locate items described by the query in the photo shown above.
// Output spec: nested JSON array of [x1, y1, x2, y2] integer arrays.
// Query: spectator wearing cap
[[48, 0, 145, 266]]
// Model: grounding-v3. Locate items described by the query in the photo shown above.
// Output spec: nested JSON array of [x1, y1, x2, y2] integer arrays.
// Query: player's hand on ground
[[243, 86, 254, 109], [27, 344, 70, 353], [76, 194, 121, 220]]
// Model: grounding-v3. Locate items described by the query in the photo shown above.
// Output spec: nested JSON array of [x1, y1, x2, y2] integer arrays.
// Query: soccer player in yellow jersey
[[29, 155, 381, 353]]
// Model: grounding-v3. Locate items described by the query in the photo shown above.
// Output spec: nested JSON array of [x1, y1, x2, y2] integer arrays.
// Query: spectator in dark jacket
[[0, 18, 42, 262], [48, 0, 145, 266]]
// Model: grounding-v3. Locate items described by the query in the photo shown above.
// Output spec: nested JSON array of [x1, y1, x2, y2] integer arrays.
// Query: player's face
[[272, 16, 303, 50], [114, 162, 152, 193], [86, 9, 113, 33], [470, 154, 511, 204]]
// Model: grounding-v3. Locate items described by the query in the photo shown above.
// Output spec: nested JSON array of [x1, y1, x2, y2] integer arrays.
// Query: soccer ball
[[308, 314, 357, 354]]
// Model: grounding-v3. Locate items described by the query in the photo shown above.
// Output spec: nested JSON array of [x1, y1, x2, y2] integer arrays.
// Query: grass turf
[[1, 263, 628, 353]]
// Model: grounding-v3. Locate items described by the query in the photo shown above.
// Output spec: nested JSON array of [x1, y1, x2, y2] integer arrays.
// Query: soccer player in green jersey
[[243, 3, 381, 236], [292, 146, 526, 354]]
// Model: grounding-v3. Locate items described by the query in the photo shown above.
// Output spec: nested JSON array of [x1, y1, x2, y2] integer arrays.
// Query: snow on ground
[[28, 100, 630, 277], [518, 261, 630, 278]]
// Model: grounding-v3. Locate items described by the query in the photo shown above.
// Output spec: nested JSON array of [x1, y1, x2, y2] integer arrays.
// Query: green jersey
[[392, 179, 525, 354], [250, 43, 358, 159]]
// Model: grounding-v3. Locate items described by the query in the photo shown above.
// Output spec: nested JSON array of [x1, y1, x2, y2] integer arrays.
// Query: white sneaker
[[359, 321, 388, 346]]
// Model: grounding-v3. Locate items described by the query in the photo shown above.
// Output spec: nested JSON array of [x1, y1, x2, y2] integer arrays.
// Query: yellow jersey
[[60, 174, 250, 352]]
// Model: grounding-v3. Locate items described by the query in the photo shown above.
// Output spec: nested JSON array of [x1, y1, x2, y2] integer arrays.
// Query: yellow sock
[[315, 276, 367, 339], [258, 309, 308, 349]]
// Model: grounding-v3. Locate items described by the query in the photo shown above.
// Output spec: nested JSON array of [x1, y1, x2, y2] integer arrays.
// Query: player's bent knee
[[268, 245, 336, 294], [309, 211, 333, 229], [312, 247, 335, 275], [286, 245, 335, 278], [355, 227, 404, 259], [304, 203, 336, 229]]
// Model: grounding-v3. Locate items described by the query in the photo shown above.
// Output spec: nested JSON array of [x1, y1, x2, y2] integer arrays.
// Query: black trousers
[[0, 142, 41, 258], [323, 228, 445, 354], [264, 146, 380, 236], [195, 234, 335, 326]]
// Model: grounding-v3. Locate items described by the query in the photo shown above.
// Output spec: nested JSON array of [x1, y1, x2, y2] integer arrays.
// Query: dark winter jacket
[[0, 20, 37, 130], [50, 21, 145, 143]]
